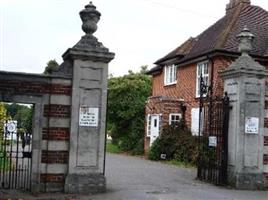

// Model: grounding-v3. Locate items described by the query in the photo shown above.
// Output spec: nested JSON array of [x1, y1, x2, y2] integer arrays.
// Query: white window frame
[[169, 113, 182, 125], [147, 114, 152, 136], [191, 108, 204, 136], [164, 64, 177, 86], [158, 114, 162, 133], [196, 61, 209, 97]]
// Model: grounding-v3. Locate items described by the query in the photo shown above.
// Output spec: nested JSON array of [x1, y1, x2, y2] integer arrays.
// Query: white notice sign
[[209, 136, 217, 147], [79, 107, 99, 127], [245, 117, 259, 134]]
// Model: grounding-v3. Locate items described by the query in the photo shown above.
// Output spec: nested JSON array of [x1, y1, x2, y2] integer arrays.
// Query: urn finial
[[236, 26, 255, 56], [79, 2, 101, 35]]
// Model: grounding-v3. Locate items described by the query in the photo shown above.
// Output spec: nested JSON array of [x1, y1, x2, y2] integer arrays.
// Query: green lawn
[[106, 140, 123, 154]]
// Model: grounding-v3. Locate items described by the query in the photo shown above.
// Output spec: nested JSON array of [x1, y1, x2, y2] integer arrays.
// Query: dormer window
[[164, 65, 177, 85]]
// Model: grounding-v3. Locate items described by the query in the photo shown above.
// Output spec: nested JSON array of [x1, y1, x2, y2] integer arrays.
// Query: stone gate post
[[62, 2, 114, 193], [220, 27, 267, 189]]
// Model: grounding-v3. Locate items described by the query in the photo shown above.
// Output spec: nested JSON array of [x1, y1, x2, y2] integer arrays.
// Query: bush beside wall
[[148, 124, 199, 165]]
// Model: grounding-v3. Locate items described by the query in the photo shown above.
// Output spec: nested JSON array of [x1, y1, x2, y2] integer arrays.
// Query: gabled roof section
[[155, 37, 197, 65], [149, 1, 268, 74]]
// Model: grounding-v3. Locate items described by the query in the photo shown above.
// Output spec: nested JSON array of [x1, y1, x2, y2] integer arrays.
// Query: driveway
[[91, 153, 268, 200], [1, 153, 268, 200]]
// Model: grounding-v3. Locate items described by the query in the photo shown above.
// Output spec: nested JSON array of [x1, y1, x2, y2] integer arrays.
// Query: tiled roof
[[149, 2, 268, 74], [155, 37, 197, 64]]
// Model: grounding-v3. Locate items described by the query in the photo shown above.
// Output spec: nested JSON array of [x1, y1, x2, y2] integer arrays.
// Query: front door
[[150, 115, 160, 146]]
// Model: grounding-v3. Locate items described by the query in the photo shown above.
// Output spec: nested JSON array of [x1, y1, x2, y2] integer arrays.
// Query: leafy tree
[[139, 65, 149, 74], [0, 103, 7, 135], [4, 103, 33, 133], [107, 67, 151, 154], [43, 59, 59, 75]]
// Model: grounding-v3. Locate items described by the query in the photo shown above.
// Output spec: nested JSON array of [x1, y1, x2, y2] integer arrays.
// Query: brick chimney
[[226, 0, 250, 12]]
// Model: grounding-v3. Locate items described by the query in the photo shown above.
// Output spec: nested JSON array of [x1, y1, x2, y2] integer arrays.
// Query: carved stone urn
[[79, 2, 101, 35]]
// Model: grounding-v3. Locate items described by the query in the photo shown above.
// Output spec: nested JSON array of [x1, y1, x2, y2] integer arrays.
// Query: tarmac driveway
[[90, 153, 268, 200], [1, 153, 268, 200]]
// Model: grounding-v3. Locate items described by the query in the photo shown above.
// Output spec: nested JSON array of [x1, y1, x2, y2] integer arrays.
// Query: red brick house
[[145, 0, 268, 151]]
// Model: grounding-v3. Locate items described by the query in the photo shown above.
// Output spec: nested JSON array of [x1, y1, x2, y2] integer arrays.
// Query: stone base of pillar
[[64, 173, 106, 194], [229, 172, 265, 190]]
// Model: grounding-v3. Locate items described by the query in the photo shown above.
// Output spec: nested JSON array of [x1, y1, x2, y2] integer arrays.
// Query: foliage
[[197, 137, 217, 168], [0, 157, 10, 170], [148, 137, 161, 160], [148, 124, 199, 165], [0, 103, 9, 170], [43, 59, 59, 75], [106, 140, 123, 154], [4, 103, 33, 134], [161, 159, 195, 168], [108, 67, 151, 154], [173, 131, 199, 165], [0, 103, 8, 135]]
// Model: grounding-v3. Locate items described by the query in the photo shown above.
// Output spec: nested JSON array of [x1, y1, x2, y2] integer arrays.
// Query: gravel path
[[1, 153, 267, 200]]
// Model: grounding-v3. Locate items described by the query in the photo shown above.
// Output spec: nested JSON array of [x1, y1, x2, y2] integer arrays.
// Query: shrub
[[148, 137, 161, 160], [148, 124, 199, 165], [173, 131, 199, 165]]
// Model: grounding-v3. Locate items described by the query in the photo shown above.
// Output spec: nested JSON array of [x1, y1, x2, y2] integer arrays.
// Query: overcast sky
[[0, 0, 268, 76]]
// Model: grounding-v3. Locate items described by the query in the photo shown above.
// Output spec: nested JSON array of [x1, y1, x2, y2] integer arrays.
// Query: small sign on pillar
[[79, 107, 99, 127], [245, 117, 259, 134], [209, 136, 217, 147]]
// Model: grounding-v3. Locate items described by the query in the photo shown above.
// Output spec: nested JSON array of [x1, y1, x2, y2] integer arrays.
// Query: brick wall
[[264, 118, 268, 128], [43, 104, 71, 118], [0, 80, 71, 95], [42, 128, 70, 140], [264, 136, 268, 146], [144, 96, 183, 151], [146, 97, 183, 127], [148, 56, 232, 131], [265, 100, 268, 109], [0, 72, 72, 192], [264, 96, 268, 181], [264, 154, 268, 165], [40, 173, 65, 183], [264, 173, 268, 181], [41, 150, 68, 164]]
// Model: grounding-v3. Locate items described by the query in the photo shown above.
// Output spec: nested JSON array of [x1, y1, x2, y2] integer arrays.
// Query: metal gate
[[197, 75, 230, 185], [0, 121, 32, 190]]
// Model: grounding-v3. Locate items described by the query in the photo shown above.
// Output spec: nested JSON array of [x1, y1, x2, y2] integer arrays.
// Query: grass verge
[[106, 140, 123, 154]]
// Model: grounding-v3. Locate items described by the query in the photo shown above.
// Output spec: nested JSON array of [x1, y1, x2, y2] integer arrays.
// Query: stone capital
[[62, 47, 115, 63], [220, 55, 267, 80]]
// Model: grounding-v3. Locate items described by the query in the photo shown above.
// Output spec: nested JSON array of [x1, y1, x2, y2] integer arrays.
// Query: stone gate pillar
[[220, 27, 267, 189], [63, 2, 114, 194]]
